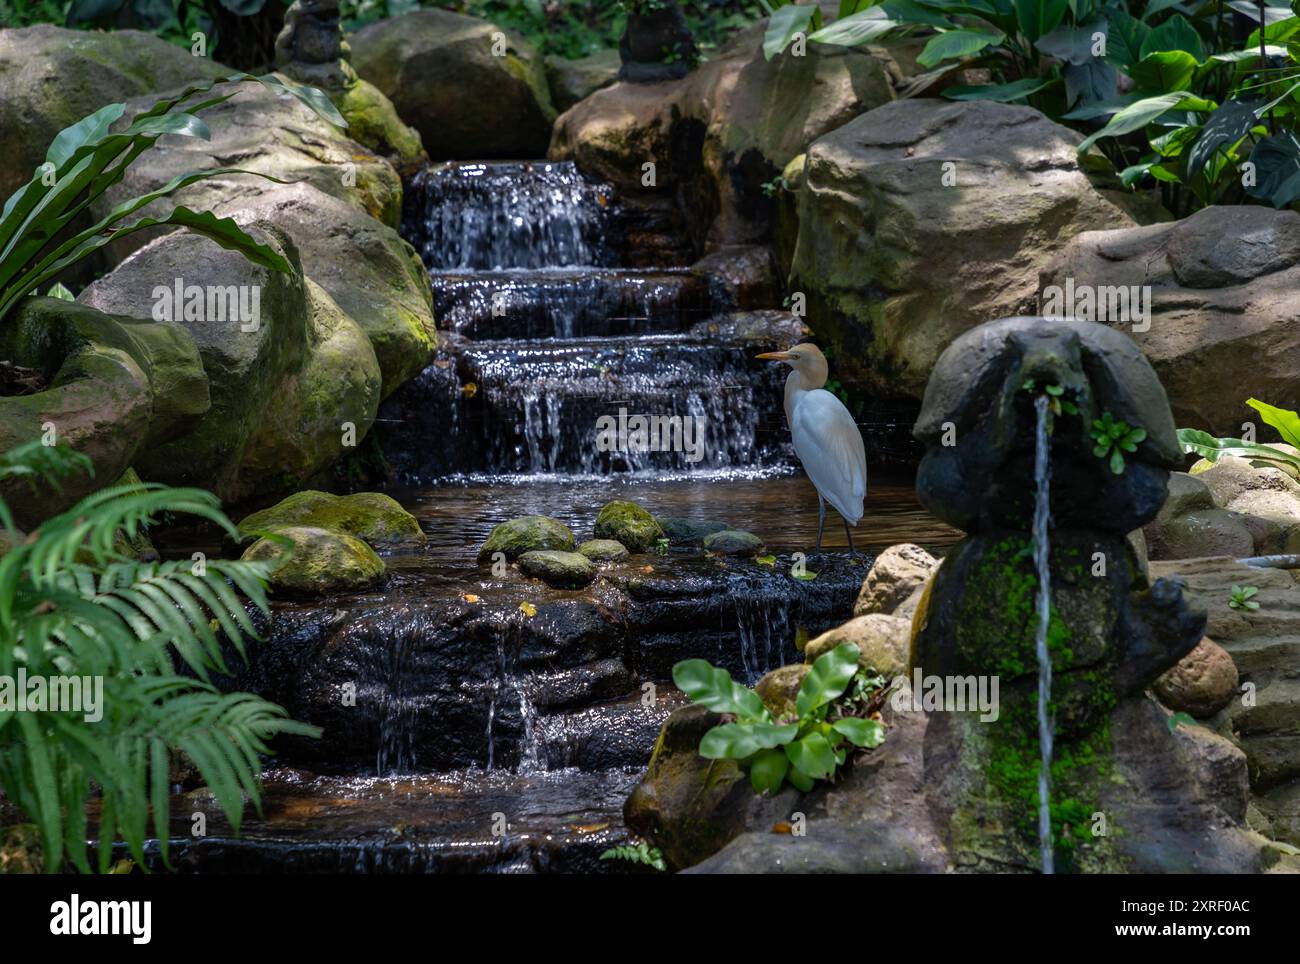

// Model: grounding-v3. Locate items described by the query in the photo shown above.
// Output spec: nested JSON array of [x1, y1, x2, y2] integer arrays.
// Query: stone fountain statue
[[273, 0, 425, 174], [625, 317, 1272, 873]]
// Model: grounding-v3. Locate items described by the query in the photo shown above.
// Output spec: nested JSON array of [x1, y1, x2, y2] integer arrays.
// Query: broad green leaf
[[917, 28, 1005, 68], [943, 77, 1054, 101], [786, 764, 815, 792], [699, 722, 800, 759], [44, 102, 126, 169], [809, 7, 902, 46], [1246, 133, 1300, 208], [832, 716, 887, 748], [1076, 92, 1189, 153], [1064, 58, 1117, 109], [765, 3, 819, 59], [1015, 0, 1068, 43], [65, 0, 126, 25], [785, 731, 838, 779], [750, 747, 790, 794], [1139, 12, 1204, 61], [1188, 100, 1259, 175], [1177, 428, 1300, 472], [1035, 19, 1105, 64], [1104, 7, 1149, 69], [796, 642, 861, 716], [673, 659, 770, 720], [1127, 50, 1199, 92], [1229, 1, 1291, 24], [1246, 398, 1300, 448]]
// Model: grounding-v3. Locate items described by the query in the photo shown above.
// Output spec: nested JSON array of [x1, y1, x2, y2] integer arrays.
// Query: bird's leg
[[816, 494, 826, 553], [842, 518, 855, 554]]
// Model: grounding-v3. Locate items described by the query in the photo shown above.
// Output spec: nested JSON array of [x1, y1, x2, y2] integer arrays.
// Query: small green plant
[[1090, 411, 1146, 475], [1022, 379, 1079, 417], [673, 642, 886, 795], [653, 536, 670, 555], [760, 173, 789, 197], [1229, 584, 1260, 611], [599, 840, 667, 870]]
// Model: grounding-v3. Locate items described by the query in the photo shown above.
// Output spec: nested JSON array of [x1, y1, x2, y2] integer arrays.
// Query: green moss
[[237, 490, 424, 547], [593, 500, 663, 552], [242, 525, 385, 595], [479, 515, 575, 562]]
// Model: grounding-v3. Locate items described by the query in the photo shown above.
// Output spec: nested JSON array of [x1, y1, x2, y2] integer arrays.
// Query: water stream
[[1032, 395, 1055, 875]]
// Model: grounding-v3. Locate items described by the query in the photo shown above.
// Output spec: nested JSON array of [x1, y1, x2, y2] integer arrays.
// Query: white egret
[[756, 344, 867, 551]]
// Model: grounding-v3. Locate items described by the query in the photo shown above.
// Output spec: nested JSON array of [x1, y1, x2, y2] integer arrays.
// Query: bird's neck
[[783, 368, 822, 428]]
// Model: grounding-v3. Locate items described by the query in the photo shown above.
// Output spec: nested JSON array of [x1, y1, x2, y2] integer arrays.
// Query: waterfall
[[1032, 394, 1055, 875]]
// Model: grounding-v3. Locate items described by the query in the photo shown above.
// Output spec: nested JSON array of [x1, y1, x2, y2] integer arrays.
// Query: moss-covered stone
[[237, 489, 424, 548], [754, 664, 810, 720], [594, 500, 663, 552], [517, 549, 597, 589], [328, 76, 426, 176], [478, 515, 575, 562], [0, 824, 41, 874], [703, 528, 764, 557], [578, 538, 629, 561], [242, 525, 385, 595]]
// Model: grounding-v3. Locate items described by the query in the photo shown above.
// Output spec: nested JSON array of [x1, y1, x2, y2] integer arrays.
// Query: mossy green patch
[[594, 500, 663, 552]]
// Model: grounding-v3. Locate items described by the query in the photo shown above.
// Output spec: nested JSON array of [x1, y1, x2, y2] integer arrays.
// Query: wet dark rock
[[478, 515, 575, 562], [594, 500, 664, 552], [657, 517, 731, 544], [518, 550, 598, 589], [618, 4, 697, 83], [703, 529, 764, 557]]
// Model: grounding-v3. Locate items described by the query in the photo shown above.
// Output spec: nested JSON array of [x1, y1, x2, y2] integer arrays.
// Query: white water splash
[[1032, 394, 1056, 874]]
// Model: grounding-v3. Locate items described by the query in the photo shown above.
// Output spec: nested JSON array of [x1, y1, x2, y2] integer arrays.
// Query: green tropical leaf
[[765, 2, 819, 59], [785, 731, 838, 779], [1014, 0, 1068, 43], [1246, 133, 1300, 208], [1140, 12, 1204, 61], [1105, 7, 1149, 69], [1128, 50, 1199, 92], [831, 716, 887, 748], [1177, 428, 1300, 472], [943, 78, 1055, 101], [1246, 398, 1300, 448], [749, 747, 791, 794], [1076, 92, 1190, 153], [917, 28, 1006, 68], [808, 7, 903, 45], [796, 642, 861, 716], [673, 659, 770, 720], [1188, 99, 1261, 175], [699, 722, 800, 759]]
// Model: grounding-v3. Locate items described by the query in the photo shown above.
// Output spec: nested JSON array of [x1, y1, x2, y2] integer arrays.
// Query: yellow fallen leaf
[[461, 382, 478, 398], [640, 565, 654, 574], [519, 601, 537, 617], [462, 593, 480, 604]]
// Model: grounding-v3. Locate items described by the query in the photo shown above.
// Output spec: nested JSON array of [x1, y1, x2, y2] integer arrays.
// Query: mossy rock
[[657, 517, 730, 544], [578, 538, 629, 562], [329, 77, 426, 176], [242, 525, 385, 595], [517, 549, 597, 589], [478, 515, 575, 562], [805, 614, 911, 678], [754, 664, 810, 720], [703, 529, 764, 557], [236, 490, 425, 548], [594, 500, 663, 552], [0, 824, 42, 874]]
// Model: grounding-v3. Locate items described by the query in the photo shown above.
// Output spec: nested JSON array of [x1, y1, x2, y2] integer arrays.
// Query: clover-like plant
[[1090, 411, 1146, 475], [672, 642, 886, 795]]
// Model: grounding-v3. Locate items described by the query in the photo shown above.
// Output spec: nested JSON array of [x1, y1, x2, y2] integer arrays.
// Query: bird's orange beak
[[756, 351, 795, 361]]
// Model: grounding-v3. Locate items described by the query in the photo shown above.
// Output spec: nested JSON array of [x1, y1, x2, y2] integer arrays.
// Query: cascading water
[[377, 160, 798, 482], [1032, 394, 1055, 875]]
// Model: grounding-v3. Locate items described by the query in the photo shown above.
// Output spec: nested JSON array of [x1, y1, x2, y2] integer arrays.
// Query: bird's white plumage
[[789, 388, 867, 525]]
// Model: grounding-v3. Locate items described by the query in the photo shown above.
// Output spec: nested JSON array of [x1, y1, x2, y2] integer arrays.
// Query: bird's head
[[756, 343, 829, 388]]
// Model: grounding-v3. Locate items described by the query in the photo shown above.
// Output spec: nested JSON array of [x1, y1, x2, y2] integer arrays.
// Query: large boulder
[[0, 297, 207, 525], [546, 50, 620, 112], [854, 543, 938, 618], [550, 18, 895, 248], [80, 223, 382, 505], [594, 500, 663, 551], [789, 99, 1133, 395], [89, 84, 435, 395], [1143, 472, 1254, 560], [351, 9, 557, 160], [0, 25, 226, 202], [236, 489, 425, 548], [803, 613, 911, 678], [1039, 206, 1300, 437]]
